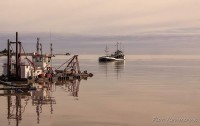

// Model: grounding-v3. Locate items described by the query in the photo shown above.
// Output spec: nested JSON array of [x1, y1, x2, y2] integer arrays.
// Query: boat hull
[[99, 56, 125, 62]]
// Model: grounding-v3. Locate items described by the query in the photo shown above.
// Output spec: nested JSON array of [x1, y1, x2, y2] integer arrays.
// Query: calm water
[[0, 33, 200, 126], [0, 55, 200, 126]]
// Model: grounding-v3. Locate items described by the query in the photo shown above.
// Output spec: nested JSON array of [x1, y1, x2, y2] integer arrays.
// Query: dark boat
[[99, 42, 125, 62]]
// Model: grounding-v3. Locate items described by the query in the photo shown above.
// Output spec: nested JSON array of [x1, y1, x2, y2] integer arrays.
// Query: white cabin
[[20, 65, 31, 79], [2, 52, 52, 79], [32, 52, 51, 71]]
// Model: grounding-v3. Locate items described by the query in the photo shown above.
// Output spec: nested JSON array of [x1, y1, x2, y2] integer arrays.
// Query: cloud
[[0, 0, 200, 35]]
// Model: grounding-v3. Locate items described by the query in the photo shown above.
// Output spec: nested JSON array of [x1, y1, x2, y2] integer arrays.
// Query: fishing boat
[[1, 32, 54, 81], [99, 42, 125, 62]]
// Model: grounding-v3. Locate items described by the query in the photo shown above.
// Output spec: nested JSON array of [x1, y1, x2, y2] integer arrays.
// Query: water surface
[[0, 55, 200, 126]]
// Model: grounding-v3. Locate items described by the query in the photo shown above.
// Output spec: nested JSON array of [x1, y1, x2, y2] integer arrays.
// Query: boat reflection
[[31, 81, 56, 124], [55, 79, 81, 98], [99, 60, 125, 79], [0, 90, 31, 126], [0, 78, 84, 126]]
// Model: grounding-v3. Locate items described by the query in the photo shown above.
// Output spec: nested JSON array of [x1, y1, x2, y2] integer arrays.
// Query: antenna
[[120, 42, 122, 51], [117, 42, 119, 51], [105, 45, 109, 56], [36, 38, 40, 54], [49, 31, 52, 56], [50, 43, 53, 56], [40, 43, 42, 56], [50, 43, 53, 68], [50, 31, 51, 43], [123, 45, 125, 53], [49, 30, 53, 69]]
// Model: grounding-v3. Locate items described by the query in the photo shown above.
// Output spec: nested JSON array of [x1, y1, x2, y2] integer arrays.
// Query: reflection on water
[[2, 55, 200, 126], [3, 91, 30, 126], [56, 79, 80, 98], [99, 61, 125, 79], [0, 78, 83, 126], [31, 81, 56, 124]]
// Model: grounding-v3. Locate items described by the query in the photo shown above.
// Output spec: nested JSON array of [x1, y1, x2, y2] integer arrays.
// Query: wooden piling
[[16, 32, 19, 78], [7, 39, 11, 79]]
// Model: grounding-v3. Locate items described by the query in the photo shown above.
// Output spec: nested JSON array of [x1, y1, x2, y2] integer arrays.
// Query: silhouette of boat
[[99, 42, 125, 62]]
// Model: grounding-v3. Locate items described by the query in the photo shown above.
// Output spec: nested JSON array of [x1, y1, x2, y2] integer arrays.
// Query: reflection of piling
[[7, 90, 11, 120], [7, 94, 22, 125]]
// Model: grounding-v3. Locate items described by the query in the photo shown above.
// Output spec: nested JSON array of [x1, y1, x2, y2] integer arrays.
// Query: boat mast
[[116, 42, 119, 57], [105, 45, 109, 56], [7, 39, 11, 79], [120, 42, 122, 51], [36, 38, 40, 54], [50, 43, 53, 68], [117, 42, 119, 51], [40, 43, 42, 56], [16, 32, 19, 78], [50, 43, 53, 56]]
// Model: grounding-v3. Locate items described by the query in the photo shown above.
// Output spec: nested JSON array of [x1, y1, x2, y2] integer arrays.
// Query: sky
[[0, 0, 200, 35]]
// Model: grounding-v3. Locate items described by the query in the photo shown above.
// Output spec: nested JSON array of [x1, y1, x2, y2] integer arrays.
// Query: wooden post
[[16, 32, 19, 78], [18, 42, 22, 78], [7, 39, 10, 78], [7, 92, 11, 119]]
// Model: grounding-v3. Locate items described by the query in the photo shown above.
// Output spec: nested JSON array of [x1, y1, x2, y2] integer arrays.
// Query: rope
[[21, 44, 36, 71], [21, 45, 27, 58]]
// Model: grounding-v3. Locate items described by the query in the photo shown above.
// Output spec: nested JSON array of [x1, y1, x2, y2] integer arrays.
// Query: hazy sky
[[0, 0, 200, 35]]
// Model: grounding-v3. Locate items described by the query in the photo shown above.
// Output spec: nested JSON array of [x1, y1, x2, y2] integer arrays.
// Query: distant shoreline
[[0, 53, 6, 57]]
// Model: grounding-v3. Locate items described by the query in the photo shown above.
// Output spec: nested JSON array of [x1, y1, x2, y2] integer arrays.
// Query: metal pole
[[76, 56, 80, 73], [50, 43, 52, 56], [40, 43, 42, 56], [7, 39, 10, 78], [37, 38, 39, 54], [19, 42, 22, 78], [16, 32, 19, 78], [50, 43, 53, 68], [117, 42, 119, 51]]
